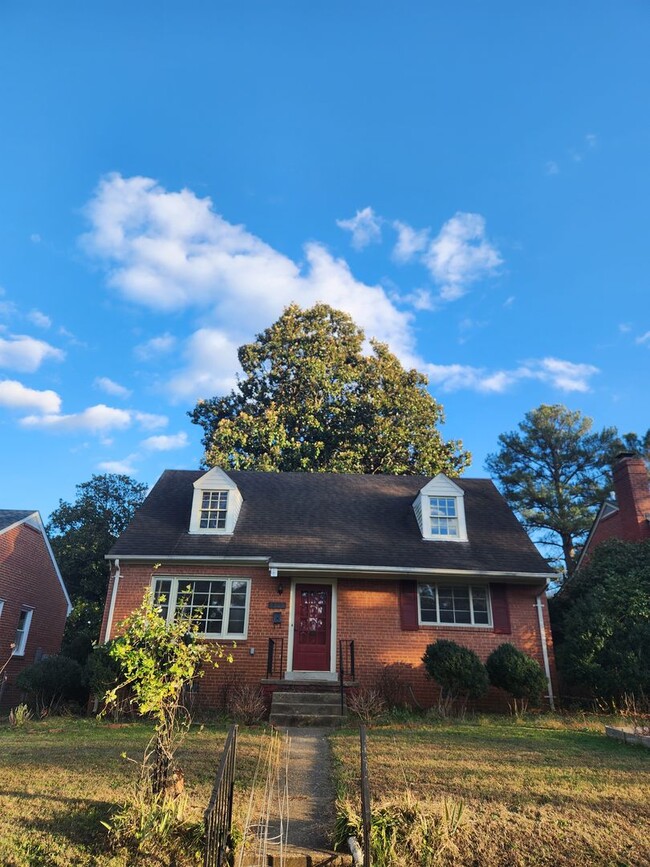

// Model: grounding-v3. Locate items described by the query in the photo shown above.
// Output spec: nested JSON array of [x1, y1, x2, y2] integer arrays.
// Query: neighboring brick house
[[101, 468, 557, 711], [0, 510, 72, 708], [577, 452, 650, 567]]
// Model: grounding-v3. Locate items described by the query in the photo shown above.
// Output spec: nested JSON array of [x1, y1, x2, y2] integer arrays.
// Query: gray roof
[[0, 510, 35, 533], [109, 470, 552, 576]]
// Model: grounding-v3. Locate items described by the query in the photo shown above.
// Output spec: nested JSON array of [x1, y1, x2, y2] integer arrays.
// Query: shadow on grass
[[11, 796, 118, 856]]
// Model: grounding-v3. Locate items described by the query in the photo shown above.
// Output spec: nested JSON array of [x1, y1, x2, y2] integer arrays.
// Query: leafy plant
[[486, 643, 547, 714], [16, 655, 85, 713], [422, 640, 489, 714], [9, 703, 32, 727]]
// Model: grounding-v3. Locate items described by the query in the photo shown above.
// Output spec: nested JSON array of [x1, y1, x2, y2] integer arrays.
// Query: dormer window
[[429, 497, 459, 537], [189, 467, 243, 535], [413, 474, 468, 542], [200, 491, 229, 529]]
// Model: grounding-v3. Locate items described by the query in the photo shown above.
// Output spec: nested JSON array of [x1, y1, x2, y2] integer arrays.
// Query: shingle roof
[[0, 510, 35, 533], [109, 470, 552, 576]]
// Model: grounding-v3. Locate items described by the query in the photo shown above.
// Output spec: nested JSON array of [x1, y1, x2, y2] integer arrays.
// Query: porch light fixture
[[277, 581, 284, 595]]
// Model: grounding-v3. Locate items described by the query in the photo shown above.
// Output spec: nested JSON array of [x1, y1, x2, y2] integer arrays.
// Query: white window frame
[[429, 496, 460, 538], [418, 583, 492, 628], [199, 490, 229, 530], [189, 466, 243, 535], [152, 576, 251, 640], [413, 474, 468, 542], [13, 607, 34, 656]]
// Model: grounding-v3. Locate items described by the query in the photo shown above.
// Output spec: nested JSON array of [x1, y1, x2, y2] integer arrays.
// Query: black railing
[[204, 724, 238, 867], [360, 725, 371, 867], [266, 636, 284, 678]]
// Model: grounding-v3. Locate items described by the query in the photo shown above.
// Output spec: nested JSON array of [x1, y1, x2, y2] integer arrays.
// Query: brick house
[[100, 468, 557, 711], [577, 452, 650, 567], [0, 510, 72, 708]]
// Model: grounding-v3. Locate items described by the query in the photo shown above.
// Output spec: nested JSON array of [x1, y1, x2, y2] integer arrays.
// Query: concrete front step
[[269, 691, 347, 727], [240, 846, 352, 866]]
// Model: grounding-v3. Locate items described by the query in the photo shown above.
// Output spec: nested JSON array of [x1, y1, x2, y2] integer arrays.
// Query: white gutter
[[103, 559, 120, 644], [269, 561, 552, 581], [535, 591, 555, 710], [103, 554, 270, 564]]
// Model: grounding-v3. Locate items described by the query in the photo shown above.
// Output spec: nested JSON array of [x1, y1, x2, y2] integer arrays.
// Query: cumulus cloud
[[82, 174, 416, 399], [97, 455, 139, 474], [94, 376, 132, 398], [423, 213, 502, 301], [336, 207, 383, 250], [27, 310, 51, 329], [134, 332, 177, 360], [19, 404, 168, 434], [141, 432, 189, 451], [0, 333, 64, 372], [0, 380, 62, 413], [425, 357, 599, 394], [392, 221, 430, 263]]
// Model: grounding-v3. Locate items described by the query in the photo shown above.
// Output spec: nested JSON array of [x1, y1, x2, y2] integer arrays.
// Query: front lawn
[[330, 714, 650, 866], [0, 717, 260, 866]]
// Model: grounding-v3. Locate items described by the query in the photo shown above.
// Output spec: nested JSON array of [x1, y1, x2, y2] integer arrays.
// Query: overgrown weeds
[[347, 688, 386, 724], [226, 683, 266, 724], [8, 702, 32, 727]]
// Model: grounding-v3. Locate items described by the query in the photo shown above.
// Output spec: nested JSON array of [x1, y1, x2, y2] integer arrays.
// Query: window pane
[[419, 584, 437, 622], [227, 608, 245, 633], [153, 579, 172, 621]]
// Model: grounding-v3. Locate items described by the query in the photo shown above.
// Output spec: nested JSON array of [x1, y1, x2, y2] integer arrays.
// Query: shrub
[[226, 684, 266, 724], [347, 688, 386, 724], [486, 643, 547, 713], [376, 663, 414, 709], [16, 655, 85, 712], [422, 640, 488, 713]]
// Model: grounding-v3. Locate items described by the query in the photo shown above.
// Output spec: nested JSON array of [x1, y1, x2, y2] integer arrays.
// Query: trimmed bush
[[486, 643, 547, 712], [85, 642, 123, 704], [16, 655, 85, 711], [422, 640, 488, 713]]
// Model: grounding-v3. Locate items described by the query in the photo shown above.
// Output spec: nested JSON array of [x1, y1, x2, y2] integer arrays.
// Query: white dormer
[[413, 474, 468, 542], [189, 467, 243, 535]]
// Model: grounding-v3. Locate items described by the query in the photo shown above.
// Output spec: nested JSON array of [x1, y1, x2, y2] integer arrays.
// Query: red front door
[[292, 584, 332, 672]]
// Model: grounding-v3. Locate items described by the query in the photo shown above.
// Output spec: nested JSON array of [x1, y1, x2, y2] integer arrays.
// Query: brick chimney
[[612, 452, 650, 541]]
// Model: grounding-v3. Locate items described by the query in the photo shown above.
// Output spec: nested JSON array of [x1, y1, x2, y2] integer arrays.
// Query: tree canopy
[[485, 404, 620, 579], [48, 474, 148, 656], [551, 539, 650, 700], [189, 303, 470, 476]]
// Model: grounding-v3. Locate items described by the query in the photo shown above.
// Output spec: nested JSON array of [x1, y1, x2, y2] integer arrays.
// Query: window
[[419, 584, 491, 626], [153, 577, 250, 638], [13, 608, 33, 656], [429, 497, 459, 537], [199, 491, 229, 529], [0, 599, 4, 620]]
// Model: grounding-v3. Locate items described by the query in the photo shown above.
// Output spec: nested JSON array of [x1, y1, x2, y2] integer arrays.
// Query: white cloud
[[82, 174, 416, 398], [336, 207, 382, 250], [635, 331, 650, 346], [545, 161, 560, 176], [403, 288, 435, 311], [133, 411, 168, 430], [134, 332, 177, 360], [94, 376, 132, 398], [586, 133, 598, 148], [0, 380, 62, 413], [142, 432, 189, 451], [425, 357, 599, 394], [423, 213, 502, 301], [0, 333, 64, 372], [97, 455, 139, 474], [20, 403, 132, 433], [392, 221, 430, 262], [27, 310, 51, 329]]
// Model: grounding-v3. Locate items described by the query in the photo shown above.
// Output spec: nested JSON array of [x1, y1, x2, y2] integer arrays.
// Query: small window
[[153, 577, 250, 639], [429, 497, 459, 537], [13, 608, 33, 656], [419, 584, 491, 627], [0, 599, 4, 620], [199, 491, 229, 529]]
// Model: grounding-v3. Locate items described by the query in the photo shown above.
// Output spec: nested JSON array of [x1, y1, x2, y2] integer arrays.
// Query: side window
[[13, 608, 34, 656]]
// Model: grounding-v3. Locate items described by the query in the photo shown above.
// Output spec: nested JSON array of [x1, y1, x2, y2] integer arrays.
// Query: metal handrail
[[204, 724, 238, 867]]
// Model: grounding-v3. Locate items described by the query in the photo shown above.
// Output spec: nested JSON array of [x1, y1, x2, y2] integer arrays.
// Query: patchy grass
[[0, 716, 263, 866], [330, 714, 650, 866]]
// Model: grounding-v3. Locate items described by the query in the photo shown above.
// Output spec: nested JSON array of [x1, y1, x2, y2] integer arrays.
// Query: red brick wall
[[0, 523, 69, 708], [106, 561, 556, 712], [587, 456, 650, 555]]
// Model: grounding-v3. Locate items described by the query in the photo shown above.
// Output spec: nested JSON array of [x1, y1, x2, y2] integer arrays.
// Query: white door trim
[[285, 578, 338, 675]]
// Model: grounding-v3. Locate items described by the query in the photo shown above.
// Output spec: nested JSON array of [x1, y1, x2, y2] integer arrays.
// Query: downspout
[[535, 591, 555, 711], [103, 558, 121, 645]]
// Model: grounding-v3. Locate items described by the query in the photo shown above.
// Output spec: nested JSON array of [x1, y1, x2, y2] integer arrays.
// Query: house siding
[[0, 523, 69, 708], [104, 561, 556, 712]]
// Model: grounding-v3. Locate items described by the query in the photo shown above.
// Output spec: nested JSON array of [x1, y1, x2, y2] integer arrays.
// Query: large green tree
[[551, 539, 650, 700], [189, 303, 470, 476], [48, 474, 148, 657], [485, 404, 620, 579]]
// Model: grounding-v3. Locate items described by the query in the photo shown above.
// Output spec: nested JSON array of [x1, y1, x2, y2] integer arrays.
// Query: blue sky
[[1, 1, 648, 521]]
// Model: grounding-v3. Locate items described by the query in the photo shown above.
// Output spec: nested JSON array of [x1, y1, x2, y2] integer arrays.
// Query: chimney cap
[[614, 451, 638, 463]]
